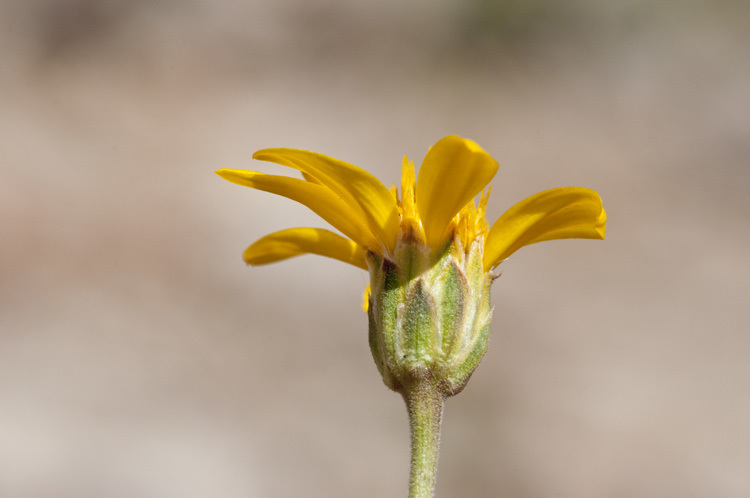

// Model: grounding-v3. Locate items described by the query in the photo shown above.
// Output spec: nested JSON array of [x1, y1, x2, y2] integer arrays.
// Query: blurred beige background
[[2, 0, 749, 497]]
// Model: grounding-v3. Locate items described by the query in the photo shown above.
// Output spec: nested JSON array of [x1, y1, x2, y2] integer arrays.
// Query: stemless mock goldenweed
[[217, 136, 606, 498]]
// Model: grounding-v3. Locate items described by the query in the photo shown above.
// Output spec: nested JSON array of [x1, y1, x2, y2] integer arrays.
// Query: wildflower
[[216, 136, 605, 497]]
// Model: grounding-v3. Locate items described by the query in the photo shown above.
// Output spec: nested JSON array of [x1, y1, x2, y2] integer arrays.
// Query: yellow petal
[[400, 157, 417, 219], [215, 169, 379, 250], [244, 227, 368, 270], [415, 136, 499, 248], [362, 284, 371, 312], [483, 187, 606, 270], [301, 171, 321, 184], [252, 148, 400, 254]]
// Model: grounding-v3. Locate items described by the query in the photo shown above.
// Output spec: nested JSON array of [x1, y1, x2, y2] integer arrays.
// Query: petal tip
[[216, 169, 241, 183], [596, 207, 607, 239]]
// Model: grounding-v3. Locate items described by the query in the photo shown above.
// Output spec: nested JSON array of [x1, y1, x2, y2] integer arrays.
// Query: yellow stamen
[[389, 183, 399, 204], [398, 157, 424, 244]]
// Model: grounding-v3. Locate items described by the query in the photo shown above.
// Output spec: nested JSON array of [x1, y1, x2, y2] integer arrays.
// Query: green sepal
[[368, 301, 397, 389], [464, 235, 486, 298], [435, 258, 466, 361], [401, 279, 437, 371], [446, 290, 493, 392], [373, 257, 405, 381]]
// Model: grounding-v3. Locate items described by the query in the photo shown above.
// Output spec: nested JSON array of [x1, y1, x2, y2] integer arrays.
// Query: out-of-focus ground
[[1, 0, 749, 496]]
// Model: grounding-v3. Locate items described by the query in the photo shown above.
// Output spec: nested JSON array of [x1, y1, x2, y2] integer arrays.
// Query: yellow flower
[[216, 135, 606, 274], [218, 136, 605, 497]]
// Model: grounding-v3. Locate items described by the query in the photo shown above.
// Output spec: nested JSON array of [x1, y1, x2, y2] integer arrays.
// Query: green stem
[[403, 380, 445, 498]]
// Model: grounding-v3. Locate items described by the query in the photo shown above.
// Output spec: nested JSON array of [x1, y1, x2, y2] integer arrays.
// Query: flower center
[[393, 156, 491, 257]]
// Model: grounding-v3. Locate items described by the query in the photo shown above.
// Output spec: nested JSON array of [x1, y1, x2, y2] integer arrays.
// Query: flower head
[[217, 136, 605, 393]]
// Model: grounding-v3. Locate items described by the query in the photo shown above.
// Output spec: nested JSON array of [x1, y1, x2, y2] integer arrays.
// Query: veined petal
[[216, 169, 379, 250], [252, 148, 400, 253], [483, 187, 606, 270], [415, 136, 499, 248], [244, 227, 367, 270]]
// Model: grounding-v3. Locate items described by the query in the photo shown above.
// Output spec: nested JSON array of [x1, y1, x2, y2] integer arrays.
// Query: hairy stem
[[403, 380, 445, 498]]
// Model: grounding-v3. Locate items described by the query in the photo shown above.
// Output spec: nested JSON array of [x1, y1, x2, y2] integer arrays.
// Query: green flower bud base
[[366, 236, 495, 497]]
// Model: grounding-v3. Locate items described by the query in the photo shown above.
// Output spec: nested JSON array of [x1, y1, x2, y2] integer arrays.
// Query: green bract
[[367, 237, 494, 396]]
